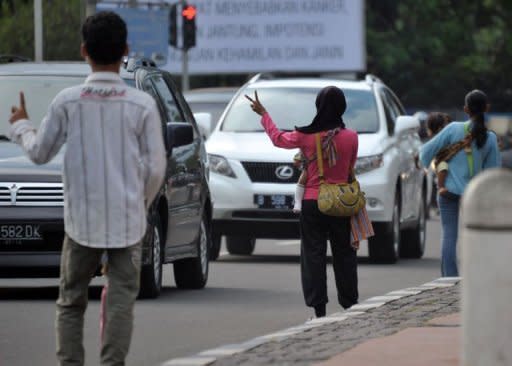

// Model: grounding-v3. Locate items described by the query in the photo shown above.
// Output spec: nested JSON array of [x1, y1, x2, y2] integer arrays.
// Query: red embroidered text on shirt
[[80, 86, 126, 98]]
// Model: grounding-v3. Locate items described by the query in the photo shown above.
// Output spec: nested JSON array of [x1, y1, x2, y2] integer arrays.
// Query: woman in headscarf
[[246, 86, 359, 318]]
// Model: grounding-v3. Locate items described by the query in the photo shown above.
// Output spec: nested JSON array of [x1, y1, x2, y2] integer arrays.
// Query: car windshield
[[0, 75, 135, 137], [0, 75, 85, 136], [221, 87, 379, 133]]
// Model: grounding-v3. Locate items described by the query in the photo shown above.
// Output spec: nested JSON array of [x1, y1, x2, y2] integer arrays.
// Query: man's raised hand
[[9, 92, 29, 124]]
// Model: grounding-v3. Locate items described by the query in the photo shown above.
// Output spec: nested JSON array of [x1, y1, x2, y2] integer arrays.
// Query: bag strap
[[434, 122, 473, 166], [315, 133, 325, 183], [315, 132, 357, 183]]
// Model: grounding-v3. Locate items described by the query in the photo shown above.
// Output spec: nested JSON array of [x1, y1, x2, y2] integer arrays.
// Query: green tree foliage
[[43, 0, 82, 60], [0, 0, 81, 61], [0, 0, 34, 58], [1, 1, 511, 111], [366, 0, 512, 111]]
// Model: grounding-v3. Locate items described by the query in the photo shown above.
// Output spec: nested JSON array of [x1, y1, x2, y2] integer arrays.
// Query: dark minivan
[[0, 59, 213, 298]]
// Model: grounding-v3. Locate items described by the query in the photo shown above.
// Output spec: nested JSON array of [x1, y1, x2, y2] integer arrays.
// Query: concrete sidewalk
[[163, 278, 460, 366]]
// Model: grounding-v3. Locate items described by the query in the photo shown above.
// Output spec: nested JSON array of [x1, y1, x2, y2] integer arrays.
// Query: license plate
[[0, 224, 42, 241], [254, 194, 294, 209]]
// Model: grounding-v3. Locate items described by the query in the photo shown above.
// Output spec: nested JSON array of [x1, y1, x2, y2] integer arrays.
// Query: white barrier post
[[461, 168, 512, 366]]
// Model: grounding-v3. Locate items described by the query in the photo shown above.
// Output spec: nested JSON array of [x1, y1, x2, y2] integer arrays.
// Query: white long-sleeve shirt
[[8, 72, 166, 248]]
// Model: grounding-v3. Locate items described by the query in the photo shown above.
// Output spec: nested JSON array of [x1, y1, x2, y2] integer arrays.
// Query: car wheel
[[399, 194, 427, 258], [209, 232, 221, 261], [368, 192, 400, 264], [139, 213, 163, 299], [226, 236, 255, 256], [174, 213, 209, 289]]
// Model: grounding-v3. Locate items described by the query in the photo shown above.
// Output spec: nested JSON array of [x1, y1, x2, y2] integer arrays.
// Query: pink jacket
[[261, 113, 358, 200]]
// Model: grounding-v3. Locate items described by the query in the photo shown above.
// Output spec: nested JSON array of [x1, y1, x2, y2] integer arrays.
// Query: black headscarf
[[295, 86, 347, 134]]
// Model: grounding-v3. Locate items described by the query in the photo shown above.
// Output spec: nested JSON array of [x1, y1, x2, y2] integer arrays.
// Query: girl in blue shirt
[[420, 90, 501, 276]]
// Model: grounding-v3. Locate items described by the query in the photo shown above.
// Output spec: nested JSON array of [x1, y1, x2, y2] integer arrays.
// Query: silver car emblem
[[9, 183, 19, 206], [275, 165, 294, 180]]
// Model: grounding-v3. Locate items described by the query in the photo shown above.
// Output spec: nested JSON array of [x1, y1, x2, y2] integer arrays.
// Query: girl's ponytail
[[465, 90, 488, 149]]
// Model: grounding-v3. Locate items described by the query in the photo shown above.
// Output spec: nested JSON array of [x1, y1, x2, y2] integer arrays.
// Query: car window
[[163, 73, 195, 123], [221, 87, 379, 133], [380, 90, 397, 136], [150, 74, 185, 123], [0, 75, 85, 136], [141, 76, 159, 102], [386, 88, 406, 115], [384, 89, 403, 119]]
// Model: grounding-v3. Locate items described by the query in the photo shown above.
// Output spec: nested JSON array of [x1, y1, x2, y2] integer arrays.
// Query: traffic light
[[182, 4, 196, 50], [169, 3, 177, 47]]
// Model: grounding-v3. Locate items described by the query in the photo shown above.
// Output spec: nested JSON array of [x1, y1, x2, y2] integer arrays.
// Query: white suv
[[205, 75, 427, 263]]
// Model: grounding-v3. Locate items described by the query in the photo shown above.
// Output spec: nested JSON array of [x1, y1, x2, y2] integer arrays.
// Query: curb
[[160, 277, 461, 366]]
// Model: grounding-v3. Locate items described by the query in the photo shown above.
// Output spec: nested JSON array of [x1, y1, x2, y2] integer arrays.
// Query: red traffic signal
[[182, 4, 196, 50], [182, 5, 196, 21]]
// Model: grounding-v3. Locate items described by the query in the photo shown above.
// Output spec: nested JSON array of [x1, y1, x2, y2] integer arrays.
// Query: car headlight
[[208, 154, 236, 178], [355, 154, 384, 175]]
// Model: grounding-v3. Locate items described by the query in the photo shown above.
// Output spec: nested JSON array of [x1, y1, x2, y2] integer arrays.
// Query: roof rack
[[248, 72, 292, 83], [247, 71, 331, 84], [247, 72, 266, 83], [123, 57, 157, 72], [364, 74, 383, 85]]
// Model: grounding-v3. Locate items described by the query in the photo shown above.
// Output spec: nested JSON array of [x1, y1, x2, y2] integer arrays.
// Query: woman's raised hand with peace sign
[[244, 90, 267, 116]]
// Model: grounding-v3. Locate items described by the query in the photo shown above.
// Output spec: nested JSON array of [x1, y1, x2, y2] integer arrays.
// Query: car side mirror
[[166, 122, 193, 156], [395, 116, 420, 135], [194, 112, 212, 140]]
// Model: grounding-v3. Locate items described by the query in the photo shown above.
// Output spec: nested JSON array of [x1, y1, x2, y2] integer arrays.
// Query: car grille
[[0, 183, 64, 207], [241, 162, 300, 183]]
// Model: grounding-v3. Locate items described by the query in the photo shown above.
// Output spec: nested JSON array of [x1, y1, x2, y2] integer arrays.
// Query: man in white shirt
[[8, 11, 166, 366]]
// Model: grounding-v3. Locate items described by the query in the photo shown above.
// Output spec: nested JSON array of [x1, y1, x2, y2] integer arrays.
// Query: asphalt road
[[0, 214, 444, 366]]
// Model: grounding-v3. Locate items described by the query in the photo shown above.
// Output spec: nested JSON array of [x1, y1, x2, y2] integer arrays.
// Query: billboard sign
[[97, 0, 365, 74], [165, 0, 365, 74], [98, 6, 169, 65]]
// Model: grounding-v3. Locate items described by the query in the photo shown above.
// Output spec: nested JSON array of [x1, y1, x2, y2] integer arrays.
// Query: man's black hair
[[81, 11, 127, 65]]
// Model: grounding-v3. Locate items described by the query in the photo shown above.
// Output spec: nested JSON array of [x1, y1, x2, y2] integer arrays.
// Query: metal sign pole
[[85, 0, 97, 17], [180, 0, 189, 92], [34, 0, 43, 62], [182, 49, 189, 91]]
